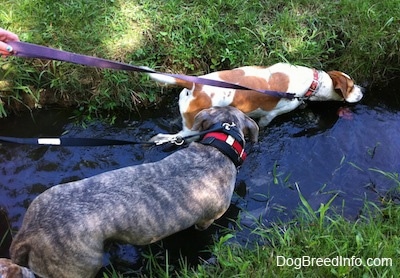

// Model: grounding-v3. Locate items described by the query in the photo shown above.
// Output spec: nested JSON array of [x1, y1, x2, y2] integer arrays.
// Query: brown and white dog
[[149, 63, 363, 142]]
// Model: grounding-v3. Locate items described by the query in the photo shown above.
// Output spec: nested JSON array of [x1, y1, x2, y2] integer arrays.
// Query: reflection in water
[[0, 82, 400, 272]]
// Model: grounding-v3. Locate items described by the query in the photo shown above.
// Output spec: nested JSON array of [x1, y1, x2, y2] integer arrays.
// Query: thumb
[[0, 41, 13, 56]]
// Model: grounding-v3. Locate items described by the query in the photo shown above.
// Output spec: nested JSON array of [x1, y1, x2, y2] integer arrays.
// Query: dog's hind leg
[[9, 239, 30, 268], [11, 233, 103, 278]]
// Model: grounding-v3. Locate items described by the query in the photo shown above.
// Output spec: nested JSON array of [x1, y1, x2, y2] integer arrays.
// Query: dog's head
[[327, 71, 364, 103], [191, 106, 259, 143]]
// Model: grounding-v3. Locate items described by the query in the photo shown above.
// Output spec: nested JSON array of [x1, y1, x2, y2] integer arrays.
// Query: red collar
[[305, 69, 319, 97], [201, 131, 246, 167]]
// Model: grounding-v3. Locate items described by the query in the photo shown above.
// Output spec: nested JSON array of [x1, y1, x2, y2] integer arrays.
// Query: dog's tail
[[144, 66, 194, 89]]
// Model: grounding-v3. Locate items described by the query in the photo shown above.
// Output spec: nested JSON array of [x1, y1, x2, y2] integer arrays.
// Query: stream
[[1, 79, 399, 274]]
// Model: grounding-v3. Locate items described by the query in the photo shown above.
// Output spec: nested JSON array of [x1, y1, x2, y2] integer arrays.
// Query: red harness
[[203, 132, 246, 160], [201, 127, 246, 167]]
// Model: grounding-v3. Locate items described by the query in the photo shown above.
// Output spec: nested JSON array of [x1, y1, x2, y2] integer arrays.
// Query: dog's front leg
[[258, 99, 303, 127], [194, 219, 215, 231], [194, 208, 229, 231]]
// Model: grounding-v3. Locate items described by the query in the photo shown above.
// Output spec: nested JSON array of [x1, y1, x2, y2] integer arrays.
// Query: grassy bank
[[1, 0, 400, 118], [189, 198, 399, 278]]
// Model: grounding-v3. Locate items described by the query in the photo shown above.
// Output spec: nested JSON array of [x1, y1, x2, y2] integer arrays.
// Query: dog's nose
[[356, 85, 365, 101], [345, 85, 364, 103]]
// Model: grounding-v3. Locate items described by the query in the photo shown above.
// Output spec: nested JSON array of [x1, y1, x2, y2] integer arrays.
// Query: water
[[1, 81, 399, 273]]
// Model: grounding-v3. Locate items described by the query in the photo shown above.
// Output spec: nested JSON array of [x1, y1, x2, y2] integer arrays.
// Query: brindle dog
[[1, 106, 259, 278]]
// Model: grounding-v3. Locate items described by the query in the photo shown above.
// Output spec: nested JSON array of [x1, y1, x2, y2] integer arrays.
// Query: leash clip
[[173, 136, 184, 145], [154, 136, 184, 146], [222, 122, 236, 131]]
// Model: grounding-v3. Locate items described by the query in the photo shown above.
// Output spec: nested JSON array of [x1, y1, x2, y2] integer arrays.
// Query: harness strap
[[8, 41, 296, 99]]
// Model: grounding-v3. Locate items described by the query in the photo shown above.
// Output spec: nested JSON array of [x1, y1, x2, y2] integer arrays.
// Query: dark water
[[1, 81, 399, 274]]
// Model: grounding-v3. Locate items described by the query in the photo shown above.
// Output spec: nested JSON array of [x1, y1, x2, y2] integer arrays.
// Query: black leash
[[0, 136, 152, 146], [0, 125, 226, 147]]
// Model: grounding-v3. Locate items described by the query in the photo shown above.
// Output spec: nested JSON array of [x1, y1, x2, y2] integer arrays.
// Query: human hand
[[0, 28, 20, 56]]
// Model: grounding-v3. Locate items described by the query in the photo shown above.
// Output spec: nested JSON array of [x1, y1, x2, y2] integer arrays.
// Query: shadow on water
[[0, 79, 399, 274]]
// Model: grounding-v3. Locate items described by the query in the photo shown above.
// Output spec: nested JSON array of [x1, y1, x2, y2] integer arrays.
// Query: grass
[[0, 0, 400, 118], [198, 200, 399, 278]]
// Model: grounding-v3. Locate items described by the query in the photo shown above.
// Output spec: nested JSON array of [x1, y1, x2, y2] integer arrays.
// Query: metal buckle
[[222, 122, 236, 130], [173, 136, 184, 145]]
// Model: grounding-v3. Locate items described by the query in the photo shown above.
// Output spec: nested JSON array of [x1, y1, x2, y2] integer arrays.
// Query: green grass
[[1, 0, 400, 118], [194, 201, 399, 278]]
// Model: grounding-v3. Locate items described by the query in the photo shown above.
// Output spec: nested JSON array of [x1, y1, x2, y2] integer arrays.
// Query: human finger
[[0, 41, 14, 57], [0, 28, 20, 42]]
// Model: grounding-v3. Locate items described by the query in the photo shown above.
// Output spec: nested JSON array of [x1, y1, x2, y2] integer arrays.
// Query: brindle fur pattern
[[5, 106, 259, 278]]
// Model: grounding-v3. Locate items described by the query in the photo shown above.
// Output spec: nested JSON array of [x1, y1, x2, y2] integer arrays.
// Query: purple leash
[[8, 41, 295, 99]]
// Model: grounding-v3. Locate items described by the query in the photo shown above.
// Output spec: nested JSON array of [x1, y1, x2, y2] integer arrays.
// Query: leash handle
[[8, 41, 295, 99]]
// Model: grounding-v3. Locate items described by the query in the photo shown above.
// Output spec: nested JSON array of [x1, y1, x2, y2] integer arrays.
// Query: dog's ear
[[242, 116, 259, 143], [192, 107, 260, 141], [191, 109, 212, 131], [327, 71, 354, 100]]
